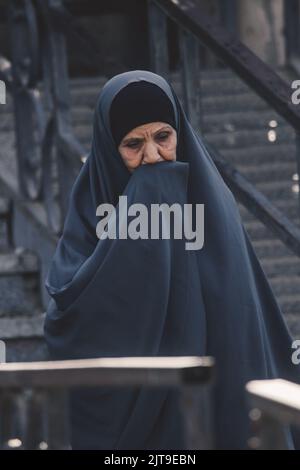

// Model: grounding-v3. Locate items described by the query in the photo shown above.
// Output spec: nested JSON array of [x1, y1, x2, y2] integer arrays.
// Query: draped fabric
[[44, 70, 300, 449]]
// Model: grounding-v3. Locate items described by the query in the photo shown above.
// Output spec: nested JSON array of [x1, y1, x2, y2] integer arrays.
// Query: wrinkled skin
[[118, 122, 177, 172]]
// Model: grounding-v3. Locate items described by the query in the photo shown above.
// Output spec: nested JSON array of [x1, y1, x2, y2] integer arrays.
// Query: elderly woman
[[44, 70, 300, 450]]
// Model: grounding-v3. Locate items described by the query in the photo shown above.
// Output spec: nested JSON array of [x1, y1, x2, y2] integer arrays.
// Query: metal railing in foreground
[[246, 378, 300, 450], [0, 355, 215, 450]]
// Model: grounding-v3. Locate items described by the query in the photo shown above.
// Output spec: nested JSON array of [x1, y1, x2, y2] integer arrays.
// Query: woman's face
[[118, 122, 177, 173]]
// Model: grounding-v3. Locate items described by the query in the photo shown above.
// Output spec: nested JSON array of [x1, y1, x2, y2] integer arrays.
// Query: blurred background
[[0, 0, 299, 365], [0, 0, 300, 452]]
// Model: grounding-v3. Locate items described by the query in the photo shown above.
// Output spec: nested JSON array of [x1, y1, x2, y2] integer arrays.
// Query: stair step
[[4, 336, 48, 362], [0, 312, 45, 339], [234, 161, 297, 184], [244, 219, 283, 239], [0, 248, 42, 316], [238, 200, 300, 224], [220, 143, 296, 166], [285, 313, 300, 338], [0, 248, 39, 274], [238, 198, 299, 214], [255, 180, 300, 204], [233, 182, 300, 216], [243, 218, 300, 246], [252, 238, 296, 258], [260, 255, 300, 277], [205, 126, 295, 150], [201, 109, 286, 133], [269, 275, 300, 296], [192, 67, 250, 80], [277, 294, 300, 312]]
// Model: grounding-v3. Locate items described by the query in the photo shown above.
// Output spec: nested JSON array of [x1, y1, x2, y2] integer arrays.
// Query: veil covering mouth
[[44, 70, 300, 450]]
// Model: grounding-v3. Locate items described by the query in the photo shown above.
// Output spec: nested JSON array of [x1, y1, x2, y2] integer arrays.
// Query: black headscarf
[[109, 81, 177, 147], [44, 70, 300, 450]]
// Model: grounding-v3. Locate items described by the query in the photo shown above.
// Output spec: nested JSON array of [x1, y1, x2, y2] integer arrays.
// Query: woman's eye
[[156, 132, 170, 141], [126, 141, 140, 149], [125, 133, 170, 149]]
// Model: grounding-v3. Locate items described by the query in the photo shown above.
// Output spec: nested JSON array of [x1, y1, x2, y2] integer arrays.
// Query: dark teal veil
[[44, 70, 300, 449]]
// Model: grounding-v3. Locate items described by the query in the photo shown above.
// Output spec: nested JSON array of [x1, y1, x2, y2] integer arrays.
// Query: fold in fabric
[[45, 161, 206, 450], [44, 70, 300, 450]]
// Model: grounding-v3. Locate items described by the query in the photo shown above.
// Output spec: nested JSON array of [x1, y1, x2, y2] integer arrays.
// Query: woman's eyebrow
[[123, 136, 144, 144], [153, 126, 171, 135], [122, 127, 171, 144]]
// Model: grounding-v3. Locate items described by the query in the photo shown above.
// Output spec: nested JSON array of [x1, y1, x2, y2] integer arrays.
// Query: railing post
[[179, 29, 202, 132], [284, 0, 300, 71], [37, 0, 82, 234], [0, 389, 22, 450], [147, 0, 169, 81], [0, 388, 70, 450], [18, 389, 46, 450], [246, 379, 300, 450], [45, 389, 70, 449], [219, 0, 237, 34], [180, 383, 214, 449], [7, 0, 45, 201], [5, 0, 86, 235], [248, 408, 290, 450]]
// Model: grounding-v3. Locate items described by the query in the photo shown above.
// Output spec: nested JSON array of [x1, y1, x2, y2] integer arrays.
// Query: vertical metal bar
[[294, 131, 300, 218], [219, 0, 237, 34], [8, 0, 43, 200], [0, 388, 70, 451], [37, 0, 78, 233], [45, 388, 71, 450], [0, 390, 22, 450], [18, 388, 45, 450], [249, 411, 290, 450], [179, 28, 202, 132], [179, 384, 214, 450], [147, 0, 169, 80], [284, 0, 300, 65], [46, 0, 72, 133], [41, 0, 73, 219]]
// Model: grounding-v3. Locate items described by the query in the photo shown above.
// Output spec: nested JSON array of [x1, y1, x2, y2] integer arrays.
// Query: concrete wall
[[238, 0, 286, 66]]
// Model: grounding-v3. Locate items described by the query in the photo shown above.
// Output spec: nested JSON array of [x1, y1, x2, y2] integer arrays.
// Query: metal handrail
[[246, 379, 300, 449], [0, 356, 215, 450]]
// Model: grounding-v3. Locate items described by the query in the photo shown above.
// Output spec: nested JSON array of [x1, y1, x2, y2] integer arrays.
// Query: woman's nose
[[142, 142, 163, 164]]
